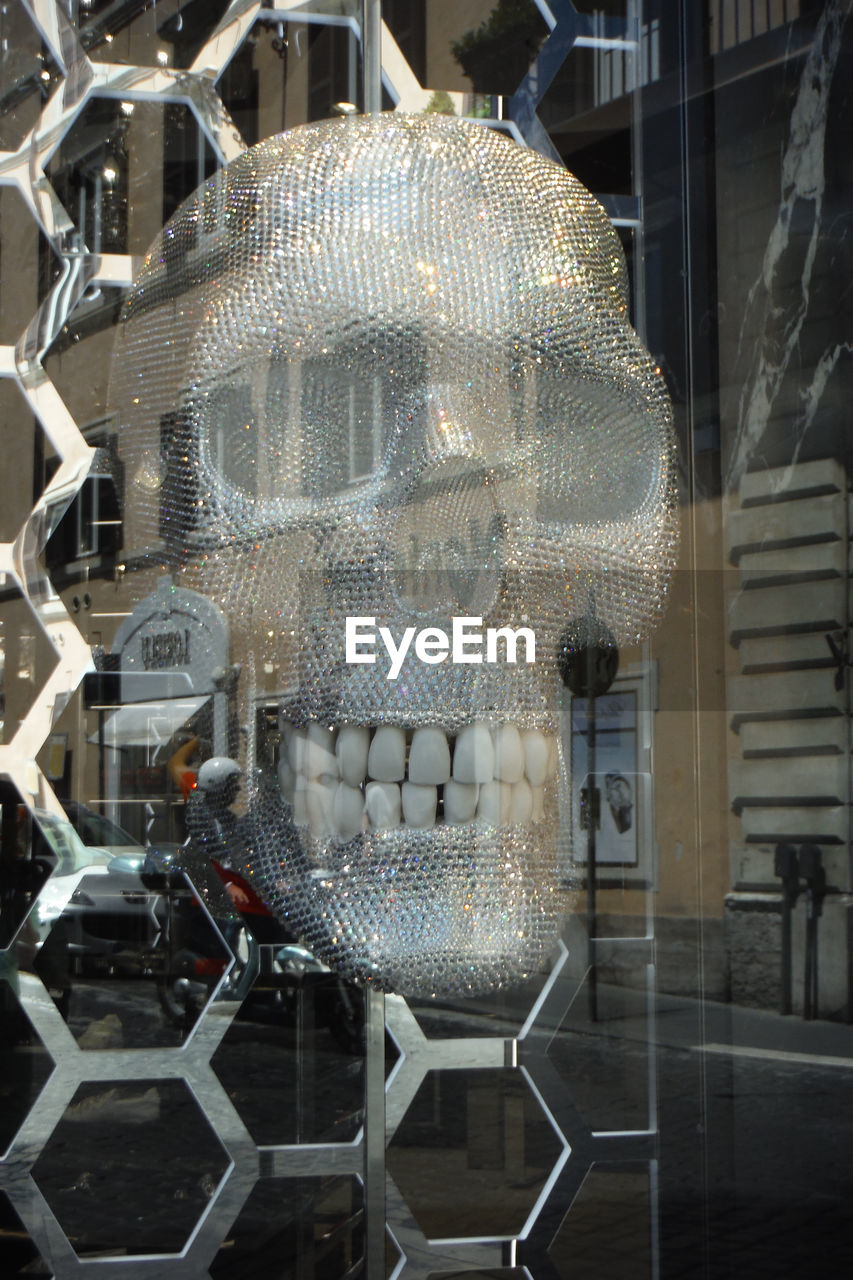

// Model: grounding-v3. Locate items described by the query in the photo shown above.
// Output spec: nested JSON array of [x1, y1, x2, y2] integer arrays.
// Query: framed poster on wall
[[561, 663, 656, 888]]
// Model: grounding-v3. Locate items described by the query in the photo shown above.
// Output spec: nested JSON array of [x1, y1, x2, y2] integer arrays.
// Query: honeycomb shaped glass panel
[[540, 58, 634, 199], [575, 0, 630, 10], [217, 15, 363, 148], [0, 186, 62, 345], [31, 1078, 230, 1258], [0, 8, 60, 151], [0, 981, 54, 1157], [386, 1228, 402, 1278], [440, 0, 549, 96], [407, 970, 550, 1041], [30, 683, 242, 1047], [43, 286, 127, 435], [210, 1176, 363, 1280], [45, 98, 216, 257], [0, 383, 46, 544], [547, 945, 652, 1133], [547, 1163, 651, 1280], [212, 963, 364, 1144], [0, 1188, 49, 1277], [427, 1272, 529, 1279], [31, 859, 232, 1048], [387, 1067, 563, 1240], [83, 0, 233, 69], [383, 0, 426, 83], [0, 786, 58, 950]]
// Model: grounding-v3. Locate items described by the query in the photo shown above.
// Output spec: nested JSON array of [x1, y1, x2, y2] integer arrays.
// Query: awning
[[89, 696, 210, 751]]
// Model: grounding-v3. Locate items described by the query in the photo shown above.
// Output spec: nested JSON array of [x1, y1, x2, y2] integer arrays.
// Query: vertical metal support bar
[[844, 453, 851, 935], [364, 985, 386, 1277], [212, 689, 228, 757], [629, 0, 647, 341], [97, 708, 105, 815], [197, 119, 206, 190], [780, 890, 793, 1015], [586, 691, 598, 1023], [647, 962, 661, 1280], [361, 0, 382, 114], [803, 892, 815, 1020]]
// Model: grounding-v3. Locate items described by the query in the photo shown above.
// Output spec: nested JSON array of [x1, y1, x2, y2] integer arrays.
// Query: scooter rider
[[186, 758, 284, 940], [181, 756, 246, 911]]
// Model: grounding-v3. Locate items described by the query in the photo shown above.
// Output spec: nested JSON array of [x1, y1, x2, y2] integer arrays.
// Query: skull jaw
[[290, 815, 572, 998]]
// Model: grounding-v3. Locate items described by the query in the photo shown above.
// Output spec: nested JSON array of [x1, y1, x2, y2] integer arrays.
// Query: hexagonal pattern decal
[[45, 97, 217, 257], [84, 0, 234, 69], [425, 1271, 529, 1280], [445, 1, 549, 95], [0, 383, 44, 544], [31, 865, 233, 1049], [547, 1163, 652, 1279], [547, 955, 652, 1134], [0, 980, 54, 1158], [211, 967, 365, 1145], [0, 1188, 50, 1278], [0, 593, 59, 747], [31, 1077, 229, 1258], [209, 1175, 363, 1279], [407, 971, 551, 1043], [217, 14, 364, 146], [0, 786, 59, 949], [42, 285, 127, 433], [387, 1067, 565, 1242], [0, 9, 57, 152], [0, 186, 61, 346]]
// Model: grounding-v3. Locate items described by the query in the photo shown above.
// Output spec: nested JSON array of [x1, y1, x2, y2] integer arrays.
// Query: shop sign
[[111, 575, 229, 701]]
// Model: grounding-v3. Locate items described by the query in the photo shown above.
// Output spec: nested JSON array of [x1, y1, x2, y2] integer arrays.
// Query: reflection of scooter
[[212, 858, 364, 1052], [140, 855, 232, 1028], [142, 806, 363, 1050]]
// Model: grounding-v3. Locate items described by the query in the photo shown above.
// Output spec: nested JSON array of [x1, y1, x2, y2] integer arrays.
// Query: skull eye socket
[[531, 375, 667, 527], [196, 355, 390, 506]]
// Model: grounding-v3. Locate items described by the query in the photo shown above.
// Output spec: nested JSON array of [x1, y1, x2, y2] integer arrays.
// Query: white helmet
[[196, 757, 241, 795]]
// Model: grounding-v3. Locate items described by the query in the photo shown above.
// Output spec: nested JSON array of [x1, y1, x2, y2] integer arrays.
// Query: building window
[[43, 417, 123, 570]]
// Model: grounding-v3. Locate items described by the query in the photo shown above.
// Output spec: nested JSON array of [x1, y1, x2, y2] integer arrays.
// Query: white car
[[30, 810, 159, 971]]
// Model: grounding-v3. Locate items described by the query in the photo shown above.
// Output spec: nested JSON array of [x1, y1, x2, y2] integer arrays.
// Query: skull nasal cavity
[[389, 459, 505, 617]]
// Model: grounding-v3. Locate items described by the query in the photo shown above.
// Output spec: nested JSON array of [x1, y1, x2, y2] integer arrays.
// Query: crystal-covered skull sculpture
[[112, 113, 677, 997]]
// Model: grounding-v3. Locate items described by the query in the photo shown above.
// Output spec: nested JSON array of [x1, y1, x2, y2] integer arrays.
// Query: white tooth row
[[277, 721, 558, 839]]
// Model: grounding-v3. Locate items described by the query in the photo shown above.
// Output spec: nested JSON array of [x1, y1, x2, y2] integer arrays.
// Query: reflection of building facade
[[1, 2, 852, 1276]]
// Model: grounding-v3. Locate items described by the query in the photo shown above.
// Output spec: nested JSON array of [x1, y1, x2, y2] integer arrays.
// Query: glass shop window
[[307, 22, 361, 122], [43, 421, 123, 570], [708, 0, 802, 54], [46, 96, 216, 258], [218, 17, 362, 149]]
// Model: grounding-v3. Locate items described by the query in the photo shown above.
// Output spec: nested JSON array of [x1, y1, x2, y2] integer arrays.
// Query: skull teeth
[[278, 720, 557, 839]]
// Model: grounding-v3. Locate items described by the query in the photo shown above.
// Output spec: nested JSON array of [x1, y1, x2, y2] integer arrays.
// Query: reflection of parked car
[[31, 810, 159, 975], [59, 801, 147, 865]]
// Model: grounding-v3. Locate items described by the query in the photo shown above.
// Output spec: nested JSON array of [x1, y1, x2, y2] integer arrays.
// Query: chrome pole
[[361, 0, 382, 113], [364, 985, 387, 1276]]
